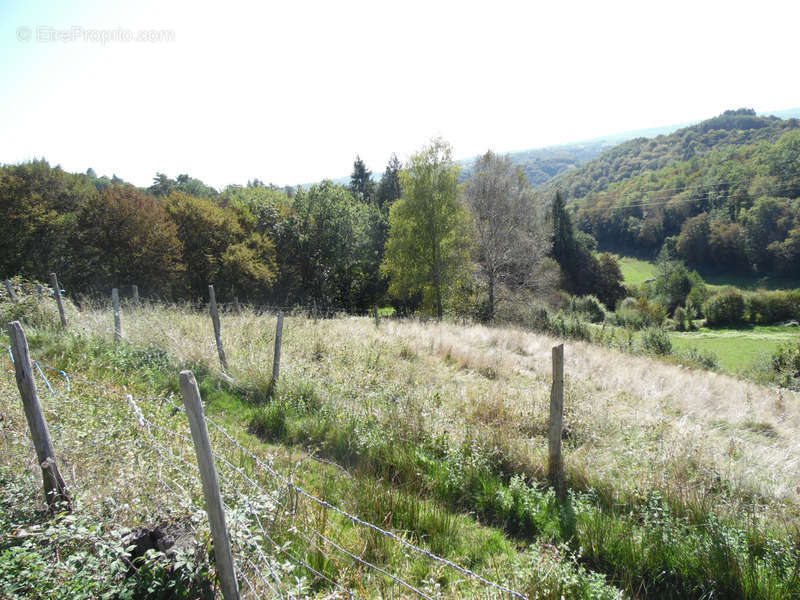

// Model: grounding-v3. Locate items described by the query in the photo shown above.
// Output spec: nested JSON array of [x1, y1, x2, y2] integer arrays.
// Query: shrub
[[677, 347, 720, 370], [567, 295, 606, 323], [548, 313, 591, 341], [769, 342, 800, 388], [745, 289, 800, 324], [0, 277, 61, 329], [613, 307, 648, 329], [673, 306, 688, 331], [703, 288, 745, 327], [641, 327, 672, 355]]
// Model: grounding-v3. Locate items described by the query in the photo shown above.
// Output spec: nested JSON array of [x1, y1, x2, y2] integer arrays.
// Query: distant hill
[[301, 108, 800, 192], [458, 121, 708, 186], [541, 109, 800, 277], [540, 109, 800, 203]]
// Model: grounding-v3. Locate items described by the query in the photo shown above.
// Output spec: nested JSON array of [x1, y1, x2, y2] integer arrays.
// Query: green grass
[[608, 254, 657, 286], [6, 291, 800, 599], [0, 310, 625, 598], [607, 252, 800, 291], [670, 326, 800, 372]]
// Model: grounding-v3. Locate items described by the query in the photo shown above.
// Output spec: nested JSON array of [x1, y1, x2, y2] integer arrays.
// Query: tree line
[[2, 142, 623, 319]]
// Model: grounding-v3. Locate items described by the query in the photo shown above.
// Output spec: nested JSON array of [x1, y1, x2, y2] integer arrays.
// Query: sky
[[1, 0, 799, 189]]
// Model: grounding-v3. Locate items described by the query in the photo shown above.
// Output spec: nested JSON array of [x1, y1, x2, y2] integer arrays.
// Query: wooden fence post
[[36, 284, 43, 297], [233, 296, 240, 315], [4, 279, 17, 302], [112, 288, 122, 343], [50, 273, 67, 328], [7, 321, 71, 512], [312, 299, 318, 324], [374, 304, 380, 328], [132, 285, 140, 308], [179, 371, 240, 600], [272, 311, 284, 387], [208, 285, 229, 371], [548, 343, 566, 499]]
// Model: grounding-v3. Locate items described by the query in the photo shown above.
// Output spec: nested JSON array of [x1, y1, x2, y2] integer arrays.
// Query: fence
[[1, 276, 571, 599]]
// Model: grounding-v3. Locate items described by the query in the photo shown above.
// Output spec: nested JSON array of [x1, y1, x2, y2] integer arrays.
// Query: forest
[[548, 109, 800, 276], [0, 141, 618, 320], [2, 109, 800, 323]]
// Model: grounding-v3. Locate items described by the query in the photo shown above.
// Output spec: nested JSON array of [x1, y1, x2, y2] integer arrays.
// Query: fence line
[[3, 348, 528, 599], [2, 283, 532, 598]]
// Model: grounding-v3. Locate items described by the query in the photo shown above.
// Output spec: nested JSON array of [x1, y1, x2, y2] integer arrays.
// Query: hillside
[[3, 291, 800, 598], [540, 109, 800, 276]]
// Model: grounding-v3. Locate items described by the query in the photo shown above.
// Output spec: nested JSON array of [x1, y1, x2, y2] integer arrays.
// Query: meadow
[[3, 291, 800, 598], [607, 253, 800, 375]]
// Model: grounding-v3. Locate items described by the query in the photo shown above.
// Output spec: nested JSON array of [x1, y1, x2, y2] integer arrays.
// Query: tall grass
[[7, 294, 800, 597]]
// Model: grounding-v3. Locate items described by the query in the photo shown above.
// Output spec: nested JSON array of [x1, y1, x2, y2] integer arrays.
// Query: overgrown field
[[3, 293, 800, 598]]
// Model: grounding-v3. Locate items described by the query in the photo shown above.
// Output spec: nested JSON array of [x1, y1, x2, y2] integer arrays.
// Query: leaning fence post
[[4, 279, 17, 302], [7, 321, 71, 512], [112, 288, 122, 343], [548, 343, 566, 499], [272, 311, 284, 387], [208, 285, 229, 371], [50, 273, 67, 328], [132, 285, 140, 308], [373, 304, 380, 328], [179, 371, 240, 600]]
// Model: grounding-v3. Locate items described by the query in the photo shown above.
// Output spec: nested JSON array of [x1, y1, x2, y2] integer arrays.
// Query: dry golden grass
[[75, 304, 800, 527]]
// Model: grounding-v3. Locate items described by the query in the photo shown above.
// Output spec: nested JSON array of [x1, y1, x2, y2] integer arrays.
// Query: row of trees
[[1, 143, 625, 320]]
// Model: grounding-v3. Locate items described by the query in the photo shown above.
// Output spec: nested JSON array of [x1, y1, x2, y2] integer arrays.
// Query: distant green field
[[609, 254, 657, 286], [670, 326, 799, 373], [608, 252, 800, 291]]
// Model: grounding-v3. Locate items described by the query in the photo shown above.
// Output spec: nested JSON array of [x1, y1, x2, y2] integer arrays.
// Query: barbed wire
[[4, 347, 528, 599]]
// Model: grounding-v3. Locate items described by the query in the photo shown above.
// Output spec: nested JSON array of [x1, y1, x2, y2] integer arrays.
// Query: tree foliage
[[462, 151, 555, 320], [349, 156, 376, 204], [382, 139, 473, 318], [558, 111, 800, 277], [76, 185, 185, 293], [376, 154, 402, 211]]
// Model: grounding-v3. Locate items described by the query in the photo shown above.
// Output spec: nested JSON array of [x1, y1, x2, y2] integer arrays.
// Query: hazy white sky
[[1, 0, 798, 189]]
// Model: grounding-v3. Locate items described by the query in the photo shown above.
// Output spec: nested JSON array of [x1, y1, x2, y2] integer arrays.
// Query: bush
[[641, 327, 672, 355], [769, 342, 800, 388], [677, 347, 720, 370], [673, 306, 688, 331], [0, 277, 61, 330], [745, 289, 800, 324], [703, 288, 745, 327], [547, 313, 591, 341], [567, 295, 606, 323]]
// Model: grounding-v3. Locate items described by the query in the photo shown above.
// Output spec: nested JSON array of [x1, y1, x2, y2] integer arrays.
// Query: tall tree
[[349, 156, 376, 203], [382, 138, 473, 319], [164, 192, 275, 299], [376, 154, 402, 210], [551, 190, 575, 269], [75, 185, 184, 293], [463, 151, 554, 321]]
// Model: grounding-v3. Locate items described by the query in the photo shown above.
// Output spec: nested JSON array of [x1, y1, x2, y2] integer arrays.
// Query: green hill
[[542, 109, 800, 277]]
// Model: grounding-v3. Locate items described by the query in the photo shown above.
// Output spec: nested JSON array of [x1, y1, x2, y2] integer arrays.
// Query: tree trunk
[[488, 271, 495, 323]]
